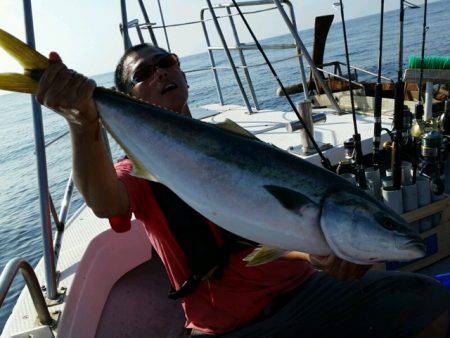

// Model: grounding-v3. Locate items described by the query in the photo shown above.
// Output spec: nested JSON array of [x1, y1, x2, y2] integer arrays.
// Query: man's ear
[[182, 71, 189, 88]]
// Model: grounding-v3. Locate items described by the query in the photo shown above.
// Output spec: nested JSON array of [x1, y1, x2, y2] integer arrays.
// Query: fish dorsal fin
[[243, 245, 287, 267], [264, 185, 315, 211], [215, 119, 257, 140], [130, 156, 159, 182]]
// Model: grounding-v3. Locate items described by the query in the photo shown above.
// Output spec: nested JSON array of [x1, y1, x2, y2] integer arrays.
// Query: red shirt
[[109, 159, 315, 334]]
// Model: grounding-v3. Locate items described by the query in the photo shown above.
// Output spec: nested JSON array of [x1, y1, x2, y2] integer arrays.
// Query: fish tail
[[0, 28, 49, 94]]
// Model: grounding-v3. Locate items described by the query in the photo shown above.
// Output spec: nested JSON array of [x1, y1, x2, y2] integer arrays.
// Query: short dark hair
[[114, 43, 167, 94]]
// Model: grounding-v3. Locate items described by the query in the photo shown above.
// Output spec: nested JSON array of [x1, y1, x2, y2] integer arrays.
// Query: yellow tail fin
[[0, 73, 39, 93], [0, 28, 49, 94]]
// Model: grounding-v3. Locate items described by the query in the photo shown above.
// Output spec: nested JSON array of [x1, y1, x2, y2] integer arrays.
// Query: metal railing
[[321, 61, 394, 83], [0, 258, 55, 327], [23, 0, 58, 301], [119, 0, 341, 114]]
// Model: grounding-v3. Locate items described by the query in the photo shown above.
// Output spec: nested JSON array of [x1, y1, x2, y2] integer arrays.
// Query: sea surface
[[1, 0, 450, 331]]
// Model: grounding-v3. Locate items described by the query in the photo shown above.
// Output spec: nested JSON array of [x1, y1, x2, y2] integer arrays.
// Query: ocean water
[[1, 0, 450, 331]]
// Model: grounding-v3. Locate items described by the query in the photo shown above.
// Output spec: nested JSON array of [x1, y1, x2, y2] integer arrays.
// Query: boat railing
[[4, 0, 115, 311], [321, 61, 394, 83], [22, 0, 59, 302], [0, 258, 56, 328], [120, 0, 342, 114], [315, 66, 366, 91]]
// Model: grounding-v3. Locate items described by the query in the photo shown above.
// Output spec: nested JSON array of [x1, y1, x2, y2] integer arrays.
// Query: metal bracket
[[287, 142, 333, 156], [12, 325, 56, 338], [42, 286, 67, 307]]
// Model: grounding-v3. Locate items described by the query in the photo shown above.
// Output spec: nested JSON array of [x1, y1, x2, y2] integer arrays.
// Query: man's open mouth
[[161, 83, 178, 95]]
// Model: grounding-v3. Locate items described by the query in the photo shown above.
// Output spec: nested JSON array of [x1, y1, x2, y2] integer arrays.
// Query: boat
[[277, 12, 450, 114], [1, 1, 450, 337]]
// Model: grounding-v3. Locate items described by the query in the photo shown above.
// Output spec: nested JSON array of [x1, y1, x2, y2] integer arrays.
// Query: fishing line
[[373, 0, 385, 170], [335, 0, 367, 188], [229, 0, 332, 171]]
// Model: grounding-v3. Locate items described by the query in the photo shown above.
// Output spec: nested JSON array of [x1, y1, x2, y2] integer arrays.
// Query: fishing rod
[[411, 0, 428, 184], [229, 0, 332, 171], [334, 0, 367, 189], [415, 0, 428, 121], [373, 0, 385, 172], [391, 0, 406, 190]]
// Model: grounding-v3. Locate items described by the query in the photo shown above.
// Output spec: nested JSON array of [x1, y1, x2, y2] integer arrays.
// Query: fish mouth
[[398, 238, 426, 252], [161, 83, 178, 95]]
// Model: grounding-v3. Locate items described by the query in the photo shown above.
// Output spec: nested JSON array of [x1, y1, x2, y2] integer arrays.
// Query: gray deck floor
[[95, 255, 186, 338]]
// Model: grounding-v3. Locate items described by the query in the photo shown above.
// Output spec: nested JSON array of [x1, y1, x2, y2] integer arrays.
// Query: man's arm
[[36, 54, 129, 218]]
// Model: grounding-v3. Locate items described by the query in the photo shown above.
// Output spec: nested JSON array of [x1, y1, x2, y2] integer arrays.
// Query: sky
[[0, 0, 441, 77]]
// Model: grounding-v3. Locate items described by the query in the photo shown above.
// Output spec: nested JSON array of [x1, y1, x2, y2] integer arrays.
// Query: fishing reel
[[419, 129, 445, 195], [409, 100, 449, 195], [439, 99, 450, 136], [402, 106, 413, 143]]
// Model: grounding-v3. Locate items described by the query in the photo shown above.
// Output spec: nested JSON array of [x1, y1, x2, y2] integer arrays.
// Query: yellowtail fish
[[0, 28, 426, 265]]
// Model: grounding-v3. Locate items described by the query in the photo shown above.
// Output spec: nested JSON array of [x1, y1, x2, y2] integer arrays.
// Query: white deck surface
[[1, 206, 109, 338], [200, 104, 393, 166]]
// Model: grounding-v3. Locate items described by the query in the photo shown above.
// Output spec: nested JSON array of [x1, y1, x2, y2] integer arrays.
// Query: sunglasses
[[129, 53, 180, 89]]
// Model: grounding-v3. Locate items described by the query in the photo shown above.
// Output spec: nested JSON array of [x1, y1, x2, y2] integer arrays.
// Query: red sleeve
[[108, 158, 151, 233]]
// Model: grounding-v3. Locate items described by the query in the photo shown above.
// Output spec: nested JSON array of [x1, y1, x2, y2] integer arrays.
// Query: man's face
[[124, 46, 190, 116]]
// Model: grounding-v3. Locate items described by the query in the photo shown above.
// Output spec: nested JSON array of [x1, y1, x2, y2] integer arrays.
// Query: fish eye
[[383, 218, 394, 229]]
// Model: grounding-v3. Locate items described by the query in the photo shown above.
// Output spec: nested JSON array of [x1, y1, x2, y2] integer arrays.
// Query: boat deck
[[200, 104, 393, 166]]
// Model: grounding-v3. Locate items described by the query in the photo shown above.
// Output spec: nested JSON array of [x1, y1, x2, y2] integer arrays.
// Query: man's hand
[[36, 52, 98, 129], [309, 254, 372, 282]]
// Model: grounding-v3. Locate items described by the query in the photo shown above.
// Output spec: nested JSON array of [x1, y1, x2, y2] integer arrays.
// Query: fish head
[[320, 188, 426, 265]]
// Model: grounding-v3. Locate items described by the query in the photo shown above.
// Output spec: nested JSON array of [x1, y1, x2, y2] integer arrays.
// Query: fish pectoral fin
[[0, 73, 39, 93], [130, 158, 159, 182], [243, 245, 287, 267], [264, 185, 315, 211], [215, 119, 258, 140]]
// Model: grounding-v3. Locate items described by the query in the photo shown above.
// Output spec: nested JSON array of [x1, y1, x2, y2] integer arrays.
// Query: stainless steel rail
[[205, 0, 255, 113], [138, 0, 158, 45], [272, 0, 342, 113], [120, 0, 132, 50], [23, 0, 58, 301], [142, 6, 278, 29], [0, 258, 54, 327], [226, 6, 260, 110], [316, 67, 366, 91], [322, 61, 394, 83], [54, 172, 74, 264], [156, 0, 171, 51], [122, 0, 320, 113], [200, 0, 308, 113]]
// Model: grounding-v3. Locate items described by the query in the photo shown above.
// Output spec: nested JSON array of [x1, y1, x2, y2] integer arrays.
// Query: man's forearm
[[70, 121, 128, 217]]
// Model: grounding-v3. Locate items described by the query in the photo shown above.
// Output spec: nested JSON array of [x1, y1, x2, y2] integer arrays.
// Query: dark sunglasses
[[129, 53, 180, 89]]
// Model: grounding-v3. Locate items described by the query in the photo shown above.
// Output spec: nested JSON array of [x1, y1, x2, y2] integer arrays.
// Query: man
[[37, 44, 450, 337]]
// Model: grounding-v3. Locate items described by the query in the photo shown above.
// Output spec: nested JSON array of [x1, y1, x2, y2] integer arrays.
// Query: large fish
[[0, 28, 426, 265]]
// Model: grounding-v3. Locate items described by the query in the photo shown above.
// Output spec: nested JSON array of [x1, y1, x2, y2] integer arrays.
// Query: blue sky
[[0, 0, 439, 77]]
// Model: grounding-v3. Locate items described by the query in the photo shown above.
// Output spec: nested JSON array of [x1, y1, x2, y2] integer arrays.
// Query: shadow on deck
[[96, 255, 186, 338]]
